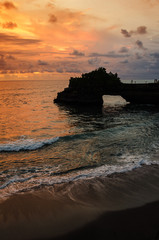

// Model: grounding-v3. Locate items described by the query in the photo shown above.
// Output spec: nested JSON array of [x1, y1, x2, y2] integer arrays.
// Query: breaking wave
[[0, 137, 59, 152]]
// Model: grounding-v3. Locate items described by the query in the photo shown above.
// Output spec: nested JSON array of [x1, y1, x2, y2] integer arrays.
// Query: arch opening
[[102, 95, 128, 107]]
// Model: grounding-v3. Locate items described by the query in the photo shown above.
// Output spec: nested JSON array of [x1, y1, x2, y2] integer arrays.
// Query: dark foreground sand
[[51, 200, 159, 240], [0, 165, 159, 240]]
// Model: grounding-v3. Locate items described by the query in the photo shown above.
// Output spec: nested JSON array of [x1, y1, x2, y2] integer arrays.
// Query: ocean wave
[[0, 159, 159, 201], [0, 131, 97, 153], [0, 137, 59, 152], [0, 160, 158, 202], [0, 176, 35, 190]]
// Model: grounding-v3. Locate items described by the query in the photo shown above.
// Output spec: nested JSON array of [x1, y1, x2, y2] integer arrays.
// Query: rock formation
[[54, 67, 159, 105], [54, 68, 122, 105]]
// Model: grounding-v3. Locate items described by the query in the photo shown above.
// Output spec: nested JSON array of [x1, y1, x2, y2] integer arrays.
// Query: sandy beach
[[0, 164, 159, 240], [52, 200, 159, 240]]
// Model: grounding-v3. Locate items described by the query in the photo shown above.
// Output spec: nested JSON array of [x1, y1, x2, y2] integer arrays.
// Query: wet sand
[[0, 164, 159, 240], [52, 200, 159, 240]]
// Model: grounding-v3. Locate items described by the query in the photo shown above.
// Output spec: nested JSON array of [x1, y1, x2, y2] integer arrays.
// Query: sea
[[0, 79, 159, 203], [0, 80, 159, 200], [0, 79, 159, 239]]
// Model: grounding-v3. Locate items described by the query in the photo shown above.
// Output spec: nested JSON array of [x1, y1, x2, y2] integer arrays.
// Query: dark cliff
[[54, 67, 159, 105], [54, 68, 122, 105], [120, 83, 159, 104]]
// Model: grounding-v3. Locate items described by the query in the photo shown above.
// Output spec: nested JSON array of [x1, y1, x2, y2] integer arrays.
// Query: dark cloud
[[0, 55, 6, 69], [119, 47, 129, 53], [66, 68, 81, 73], [136, 40, 143, 48], [2, 21, 17, 29], [0, 53, 17, 70], [1, 1, 17, 10], [70, 50, 85, 57], [135, 40, 146, 50], [150, 52, 159, 58], [49, 14, 57, 23], [135, 53, 143, 60], [136, 26, 147, 34], [0, 33, 41, 45], [51, 60, 83, 74], [121, 29, 131, 38], [118, 57, 153, 79], [120, 60, 129, 64], [38, 60, 49, 65], [88, 57, 101, 65], [147, 52, 159, 76], [6, 54, 15, 60], [56, 68, 64, 73], [0, 55, 54, 74], [121, 26, 147, 38], [89, 51, 130, 58]]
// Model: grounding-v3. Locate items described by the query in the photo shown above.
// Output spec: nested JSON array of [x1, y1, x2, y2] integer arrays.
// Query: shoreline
[[0, 164, 159, 240]]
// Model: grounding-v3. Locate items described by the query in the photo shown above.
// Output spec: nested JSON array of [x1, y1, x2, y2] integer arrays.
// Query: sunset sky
[[0, 0, 159, 80]]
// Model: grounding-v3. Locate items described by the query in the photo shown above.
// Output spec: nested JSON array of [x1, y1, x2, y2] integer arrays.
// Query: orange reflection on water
[[0, 80, 70, 143]]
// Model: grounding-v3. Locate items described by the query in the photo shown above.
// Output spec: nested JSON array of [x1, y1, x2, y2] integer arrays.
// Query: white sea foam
[[0, 176, 34, 190], [0, 137, 59, 152], [0, 158, 158, 202]]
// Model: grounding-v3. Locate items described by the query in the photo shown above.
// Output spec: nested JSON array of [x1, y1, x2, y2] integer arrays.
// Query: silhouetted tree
[[69, 67, 122, 91]]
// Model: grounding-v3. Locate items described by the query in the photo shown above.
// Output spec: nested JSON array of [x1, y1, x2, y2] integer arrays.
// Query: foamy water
[[0, 137, 59, 152]]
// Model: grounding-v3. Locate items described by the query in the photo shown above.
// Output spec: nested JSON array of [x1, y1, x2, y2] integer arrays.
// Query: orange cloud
[[0, 33, 41, 45], [48, 14, 57, 23], [2, 21, 17, 29], [143, 0, 159, 6], [28, 5, 98, 55], [1, 1, 17, 10], [0, 1, 119, 78]]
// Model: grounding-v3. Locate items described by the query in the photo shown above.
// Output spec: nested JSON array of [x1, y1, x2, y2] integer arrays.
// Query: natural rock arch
[[54, 68, 159, 105]]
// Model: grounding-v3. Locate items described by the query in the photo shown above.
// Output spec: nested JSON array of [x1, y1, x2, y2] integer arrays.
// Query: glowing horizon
[[0, 0, 159, 80]]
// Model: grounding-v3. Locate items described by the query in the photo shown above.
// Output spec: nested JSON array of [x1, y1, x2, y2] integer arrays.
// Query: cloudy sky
[[0, 0, 159, 80]]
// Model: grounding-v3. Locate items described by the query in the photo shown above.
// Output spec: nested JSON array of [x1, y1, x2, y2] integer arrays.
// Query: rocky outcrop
[[120, 83, 159, 104], [54, 67, 159, 105], [54, 87, 104, 105], [54, 68, 122, 105]]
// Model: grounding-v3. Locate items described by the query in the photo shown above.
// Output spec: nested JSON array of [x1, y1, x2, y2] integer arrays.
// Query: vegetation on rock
[[69, 67, 122, 91]]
